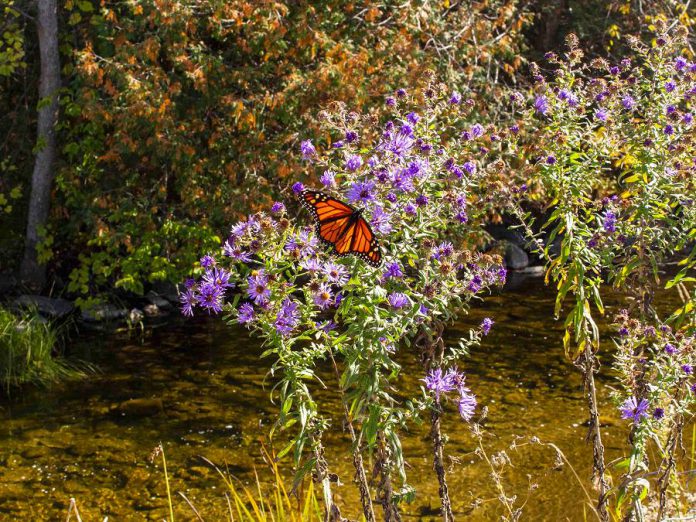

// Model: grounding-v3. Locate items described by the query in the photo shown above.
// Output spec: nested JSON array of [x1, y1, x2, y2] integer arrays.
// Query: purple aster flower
[[184, 278, 196, 289], [496, 266, 507, 283], [404, 202, 417, 215], [419, 304, 429, 316], [481, 317, 494, 335], [320, 170, 336, 187], [603, 211, 617, 233], [347, 180, 376, 204], [274, 298, 300, 336], [196, 281, 224, 313], [396, 88, 407, 97], [664, 343, 676, 355], [664, 125, 674, 135], [386, 96, 396, 107], [458, 387, 477, 421], [385, 192, 397, 203], [449, 91, 462, 104], [345, 130, 358, 143], [415, 194, 429, 207], [370, 205, 392, 234], [691, 383, 696, 394], [247, 271, 270, 305], [665, 81, 676, 93], [470, 123, 484, 138], [237, 303, 255, 324], [675, 56, 688, 71], [666, 105, 677, 115], [595, 108, 609, 122], [653, 407, 665, 420], [203, 266, 234, 290], [619, 327, 629, 337], [455, 210, 468, 223], [313, 283, 333, 309], [423, 368, 456, 403], [682, 364, 693, 375], [383, 262, 403, 280], [546, 155, 556, 165], [388, 292, 409, 309], [346, 154, 363, 172], [622, 95, 636, 110], [406, 112, 420, 124], [534, 95, 549, 115], [400, 123, 414, 136], [200, 255, 215, 268], [432, 241, 454, 260], [333, 141, 344, 149], [619, 396, 649, 422], [292, 182, 305, 194], [223, 241, 253, 262], [300, 140, 316, 159], [456, 162, 473, 176], [317, 320, 337, 333], [683, 113, 693, 125], [271, 201, 285, 214], [609, 65, 620, 75], [468, 275, 483, 292], [382, 131, 415, 157], [300, 257, 322, 273], [180, 288, 196, 317], [323, 262, 349, 286]]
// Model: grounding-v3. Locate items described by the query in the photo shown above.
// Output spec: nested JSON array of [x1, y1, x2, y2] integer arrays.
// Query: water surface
[[1, 277, 691, 520]]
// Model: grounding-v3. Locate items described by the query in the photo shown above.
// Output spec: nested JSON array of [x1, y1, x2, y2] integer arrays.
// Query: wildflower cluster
[[181, 79, 513, 517], [516, 26, 696, 520]]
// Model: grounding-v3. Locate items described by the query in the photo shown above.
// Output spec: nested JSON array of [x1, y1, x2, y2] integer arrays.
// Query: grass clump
[[0, 306, 88, 392]]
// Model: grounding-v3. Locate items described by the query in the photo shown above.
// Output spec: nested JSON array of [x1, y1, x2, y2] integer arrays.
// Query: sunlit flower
[[619, 396, 649, 422], [247, 271, 270, 305], [313, 283, 333, 309], [423, 368, 455, 402], [388, 292, 409, 309], [347, 180, 376, 204], [323, 262, 349, 285], [237, 303, 255, 324], [300, 140, 316, 159]]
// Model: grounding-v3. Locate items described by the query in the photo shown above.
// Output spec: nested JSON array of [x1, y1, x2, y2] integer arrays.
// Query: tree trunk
[[21, 0, 61, 290]]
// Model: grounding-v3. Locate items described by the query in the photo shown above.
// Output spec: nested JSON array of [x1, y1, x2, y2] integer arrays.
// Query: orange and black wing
[[300, 189, 381, 267], [300, 190, 354, 223], [349, 216, 381, 267]]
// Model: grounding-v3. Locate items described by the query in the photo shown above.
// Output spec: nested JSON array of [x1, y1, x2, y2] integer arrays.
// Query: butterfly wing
[[300, 189, 381, 266], [301, 190, 354, 223], [349, 216, 381, 266]]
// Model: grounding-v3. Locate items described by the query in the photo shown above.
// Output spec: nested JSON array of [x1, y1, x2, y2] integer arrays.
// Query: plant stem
[[310, 433, 341, 522], [431, 406, 455, 521], [376, 430, 401, 522], [328, 350, 375, 522], [578, 350, 609, 522], [159, 443, 176, 522]]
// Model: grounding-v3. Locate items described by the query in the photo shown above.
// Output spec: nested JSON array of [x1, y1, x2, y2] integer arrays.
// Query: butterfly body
[[300, 190, 381, 266]]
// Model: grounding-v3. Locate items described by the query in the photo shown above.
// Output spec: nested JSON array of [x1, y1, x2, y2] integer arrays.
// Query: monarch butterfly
[[300, 190, 382, 267]]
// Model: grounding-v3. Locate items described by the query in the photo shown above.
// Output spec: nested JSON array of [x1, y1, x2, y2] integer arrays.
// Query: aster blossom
[[619, 397, 649, 423]]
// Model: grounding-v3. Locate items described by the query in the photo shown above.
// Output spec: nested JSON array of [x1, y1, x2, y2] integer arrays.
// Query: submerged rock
[[111, 398, 164, 417], [503, 241, 530, 270], [81, 303, 128, 322], [13, 294, 74, 319], [145, 291, 173, 311]]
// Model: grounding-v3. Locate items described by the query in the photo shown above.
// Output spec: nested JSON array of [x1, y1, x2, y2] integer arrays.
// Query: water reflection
[[0, 278, 690, 520]]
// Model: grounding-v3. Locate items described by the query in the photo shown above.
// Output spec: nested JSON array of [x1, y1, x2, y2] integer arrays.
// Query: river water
[[1, 276, 692, 520]]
